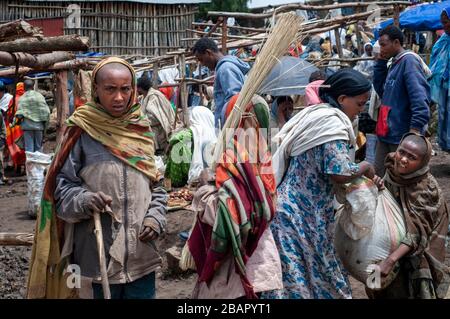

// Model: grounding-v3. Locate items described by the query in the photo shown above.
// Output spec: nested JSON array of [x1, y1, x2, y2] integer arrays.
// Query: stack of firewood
[[0, 20, 90, 77]]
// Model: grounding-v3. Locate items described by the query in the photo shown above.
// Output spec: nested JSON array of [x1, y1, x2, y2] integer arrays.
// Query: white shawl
[[0, 93, 13, 112], [272, 103, 356, 186], [188, 106, 217, 183]]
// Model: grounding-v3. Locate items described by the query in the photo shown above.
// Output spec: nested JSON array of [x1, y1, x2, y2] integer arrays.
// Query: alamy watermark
[[169, 127, 282, 170], [366, 263, 382, 289], [65, 264, 81, 289]]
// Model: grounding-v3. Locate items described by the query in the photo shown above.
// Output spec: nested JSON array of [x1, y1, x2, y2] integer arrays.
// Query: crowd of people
[[0, 7, 449, 300]]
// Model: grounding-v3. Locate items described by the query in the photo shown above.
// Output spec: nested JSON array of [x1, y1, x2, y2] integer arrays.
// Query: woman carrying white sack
[[263, 69, 377, 299]]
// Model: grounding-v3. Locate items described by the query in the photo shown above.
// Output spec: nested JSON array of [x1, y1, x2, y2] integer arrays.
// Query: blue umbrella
[[375, 0, 450, 32], [258, 56, 319, 96]]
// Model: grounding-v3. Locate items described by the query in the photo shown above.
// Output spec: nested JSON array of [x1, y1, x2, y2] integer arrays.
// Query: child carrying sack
[[335, 177, 406, 289]]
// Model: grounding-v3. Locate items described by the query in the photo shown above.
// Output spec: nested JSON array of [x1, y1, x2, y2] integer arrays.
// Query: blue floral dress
[[262, 140, 359, 299]]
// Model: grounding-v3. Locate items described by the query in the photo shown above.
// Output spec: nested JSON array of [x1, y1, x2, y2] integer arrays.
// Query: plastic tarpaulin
[[376, 1, 450, 32]]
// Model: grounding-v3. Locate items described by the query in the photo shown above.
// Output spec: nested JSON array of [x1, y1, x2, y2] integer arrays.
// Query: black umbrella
[[258, 56, 319, 96]]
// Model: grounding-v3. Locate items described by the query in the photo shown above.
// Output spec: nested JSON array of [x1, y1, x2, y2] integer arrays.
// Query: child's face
[[394, 141, 424, 175]]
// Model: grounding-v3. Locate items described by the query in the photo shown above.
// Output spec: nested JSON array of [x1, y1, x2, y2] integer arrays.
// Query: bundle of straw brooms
[[179, 13, 303, 272], [212, 12, 303, 166]]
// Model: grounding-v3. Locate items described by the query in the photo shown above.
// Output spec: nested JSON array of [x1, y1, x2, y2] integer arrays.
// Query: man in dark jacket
[[373, 25, 430, 176]]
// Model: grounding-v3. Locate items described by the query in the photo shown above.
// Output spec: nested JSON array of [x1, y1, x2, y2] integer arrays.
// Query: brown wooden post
[[178, 53, 189, 128], [222, 16, 228, 54], [152, 60, 159, 88], [55, 70, 69, 145], [206, 17, 223, 38], [393, 5, 400, 28], [355, 11, 364, 56], [334, 27, 344, 58], [0, 35, 89, 53]]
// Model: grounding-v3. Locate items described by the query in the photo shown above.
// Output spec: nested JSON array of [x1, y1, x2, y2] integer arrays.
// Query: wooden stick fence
[[0, 1, 199, 56]]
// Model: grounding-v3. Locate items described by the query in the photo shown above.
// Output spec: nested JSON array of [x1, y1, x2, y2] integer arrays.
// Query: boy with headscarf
[[27, 57, 168, 299], [369, 133, 450, 299]]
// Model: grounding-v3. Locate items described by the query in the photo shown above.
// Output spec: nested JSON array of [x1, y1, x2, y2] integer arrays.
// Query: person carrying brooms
[[27, 57, 167, 299]]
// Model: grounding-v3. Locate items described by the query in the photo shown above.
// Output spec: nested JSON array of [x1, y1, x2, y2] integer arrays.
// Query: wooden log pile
[[0, 20, 43, 42], [0, 51, 75, 69], [0, 20, 90, 74], [0, 19, 91, 163], [0, 35, 89, 53], [0, 59, 90, 77]]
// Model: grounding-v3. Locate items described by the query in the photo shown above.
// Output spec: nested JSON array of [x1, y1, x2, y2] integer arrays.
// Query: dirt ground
[[1, 140, 450, 299]]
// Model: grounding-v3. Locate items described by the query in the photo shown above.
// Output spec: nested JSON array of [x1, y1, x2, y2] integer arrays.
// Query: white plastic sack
[[337, 177, 378, 240], [25, 151, 52, 218], [335, 186, 406, 289], [155, 155, 166, 176]]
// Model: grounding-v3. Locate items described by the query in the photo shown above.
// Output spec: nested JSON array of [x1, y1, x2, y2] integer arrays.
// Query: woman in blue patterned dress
[[263, 69, 376, 299]]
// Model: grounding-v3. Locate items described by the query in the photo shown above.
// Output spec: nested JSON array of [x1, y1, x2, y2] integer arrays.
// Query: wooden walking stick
[[93, 211, 111, 299]]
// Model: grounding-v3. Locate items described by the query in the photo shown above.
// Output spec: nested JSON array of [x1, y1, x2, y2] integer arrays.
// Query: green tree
[[198, 0, 249, 20]]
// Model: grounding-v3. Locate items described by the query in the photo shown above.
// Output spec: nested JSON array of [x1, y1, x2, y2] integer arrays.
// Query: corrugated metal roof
[[27, 0, 211, 3]]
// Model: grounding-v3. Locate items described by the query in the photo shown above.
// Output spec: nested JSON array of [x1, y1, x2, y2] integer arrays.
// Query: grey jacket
[[55, 132, 167, 284]]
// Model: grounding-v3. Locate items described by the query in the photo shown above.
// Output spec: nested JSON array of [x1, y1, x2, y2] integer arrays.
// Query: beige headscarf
[[68, 57, 158, 181]]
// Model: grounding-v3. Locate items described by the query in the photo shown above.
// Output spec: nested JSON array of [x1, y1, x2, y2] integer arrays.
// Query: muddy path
[[1, 144, 450, 299]]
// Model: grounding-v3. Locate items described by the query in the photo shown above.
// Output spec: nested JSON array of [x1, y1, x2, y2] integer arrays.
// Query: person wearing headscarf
[[368, 133, 450, 299], [182, 94, 283, 299], [263, 69, 376, 299], [305, 70, 327, 106], [0, 81, 11, 184], [3, 82, 26, 171], [354, 42, 375, 81], [204, 85, 215, 111], [27, 57, 168, 299], [429, 7, 450, 151], [187, 105, 216, 184]]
